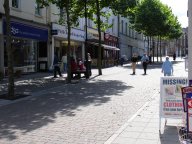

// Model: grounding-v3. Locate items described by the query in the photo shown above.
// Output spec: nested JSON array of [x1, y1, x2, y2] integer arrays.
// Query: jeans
[[63, 63, 67, 72], [164, 72, 171, 76]]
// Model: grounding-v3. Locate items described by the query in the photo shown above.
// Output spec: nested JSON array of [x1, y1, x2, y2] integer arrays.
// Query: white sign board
[[160, 77, 188, 118], [187, 99, 192, 132], [52, 23, 85, 42], [87, 27, 104, 41]]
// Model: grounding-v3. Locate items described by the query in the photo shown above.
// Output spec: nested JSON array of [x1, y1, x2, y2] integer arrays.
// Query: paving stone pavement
[[0, 58, 187, 144]]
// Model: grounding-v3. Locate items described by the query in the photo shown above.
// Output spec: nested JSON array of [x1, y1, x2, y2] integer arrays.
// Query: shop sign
[[160, 77, 188, 118], [87, 27, 104, 41], [187, 98, 192, 132], [3, 21, 48, 41], [52, 23, 85, 41], [51, 30, 58, 35], [181, 86, 192, 112], [104, 33, 118, 43]]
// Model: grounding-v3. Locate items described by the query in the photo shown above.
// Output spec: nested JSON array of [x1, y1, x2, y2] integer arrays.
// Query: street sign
[[51, 29, 58, 35]]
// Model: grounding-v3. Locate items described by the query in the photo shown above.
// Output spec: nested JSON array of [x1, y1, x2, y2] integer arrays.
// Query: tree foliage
[[129, 0, 182, 39]]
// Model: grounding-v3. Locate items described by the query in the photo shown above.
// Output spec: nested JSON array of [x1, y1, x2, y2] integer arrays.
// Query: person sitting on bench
[[78, 58, 86, 70], [71, 58, 78, 72]]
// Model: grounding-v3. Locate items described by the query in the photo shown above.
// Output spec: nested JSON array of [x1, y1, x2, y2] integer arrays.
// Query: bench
[[71, 69, 87, 79]]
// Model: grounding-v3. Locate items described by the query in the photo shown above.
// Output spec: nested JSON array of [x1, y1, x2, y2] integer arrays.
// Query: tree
[[3, 0, 15, 98], [129, 0, 182, 60]]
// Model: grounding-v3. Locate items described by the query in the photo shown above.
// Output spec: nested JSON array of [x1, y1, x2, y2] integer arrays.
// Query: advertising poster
[[160, 77, 188, 118], [181, 86, 192, 112], [187, 98, 192, 132]]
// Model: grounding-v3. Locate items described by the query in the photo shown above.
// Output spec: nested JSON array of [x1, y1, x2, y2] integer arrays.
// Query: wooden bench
[[71, 69, 87, 79]]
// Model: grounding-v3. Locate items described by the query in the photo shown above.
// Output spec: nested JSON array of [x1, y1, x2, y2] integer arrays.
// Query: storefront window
[[4, 38, 38, 72]]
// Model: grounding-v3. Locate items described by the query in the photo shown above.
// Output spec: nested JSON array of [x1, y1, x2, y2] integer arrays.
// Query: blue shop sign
[[3, 21, 48, 41]]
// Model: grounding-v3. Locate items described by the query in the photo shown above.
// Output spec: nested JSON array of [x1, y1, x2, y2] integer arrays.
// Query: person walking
[[162, 56, 173, 76], [87, 53, 92, 76], [131, 53, 138, 75], [141, 53, 149, 75], [173, 52, 176, 61], [61, 53, 67, 73], [53, 52, 62, 78]]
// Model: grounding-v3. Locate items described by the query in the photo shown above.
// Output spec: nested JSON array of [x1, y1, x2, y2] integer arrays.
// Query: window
[[121, 20, 124, 33], [35, 3, 41, 15], [128, 27, 131, 36], [125, 23, 128, 35], [88, 19, 92, 27], [60, 8, 64, 17], [12, 0, 19, 8], [112, 19, 114, 33]]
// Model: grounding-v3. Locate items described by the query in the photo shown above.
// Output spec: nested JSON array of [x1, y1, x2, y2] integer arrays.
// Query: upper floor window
[[112, 19, 114, 33], [125, 23, 128, 35], [88, 19, 92, 27], [121, 20, 124, 33], [35, 3, 41, 15], [12, 0, 19, 8], [60, 8, 64, 17]]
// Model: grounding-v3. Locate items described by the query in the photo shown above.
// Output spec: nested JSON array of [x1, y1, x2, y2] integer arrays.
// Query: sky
[[160, 0, 188, 28]]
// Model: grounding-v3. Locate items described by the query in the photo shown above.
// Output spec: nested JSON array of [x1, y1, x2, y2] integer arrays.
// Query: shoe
[[54, 76, 58, 78], [133, 72, 135, 75]]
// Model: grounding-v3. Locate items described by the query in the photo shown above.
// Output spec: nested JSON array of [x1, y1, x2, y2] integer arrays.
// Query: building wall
[[0, 0, 48, 24]]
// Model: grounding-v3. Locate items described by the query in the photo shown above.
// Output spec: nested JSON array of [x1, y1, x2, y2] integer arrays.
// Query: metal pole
[[188, 0, 192, 80], [84, 0, 89, 79]]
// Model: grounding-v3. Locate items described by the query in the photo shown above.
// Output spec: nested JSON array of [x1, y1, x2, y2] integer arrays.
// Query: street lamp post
[[84, 0, 89, 79]]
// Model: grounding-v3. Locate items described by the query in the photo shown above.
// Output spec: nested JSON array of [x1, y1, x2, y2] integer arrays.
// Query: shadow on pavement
[[123, 60, 183, 70], [0, 79, 133, 140], [160, 126, 180, 144]]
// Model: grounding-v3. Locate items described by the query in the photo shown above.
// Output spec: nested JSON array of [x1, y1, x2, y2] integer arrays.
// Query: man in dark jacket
[[53, 52, 62, 78], [131, 53, 138, 75]]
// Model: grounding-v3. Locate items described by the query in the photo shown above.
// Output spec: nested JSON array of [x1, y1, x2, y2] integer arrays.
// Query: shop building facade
[[0, 0, 49, 75], [2, 18, 49, 75], [86, 27, 119, 67], [50, 23, 85, 69]]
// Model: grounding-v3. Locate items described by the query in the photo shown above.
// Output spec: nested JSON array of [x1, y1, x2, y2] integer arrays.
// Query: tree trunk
[[96, 0, 102, 75], [66, 0, 72, 83], [160, 36, 162, 62], [156, 36, 159, 62], [3, 0, 15, 98]]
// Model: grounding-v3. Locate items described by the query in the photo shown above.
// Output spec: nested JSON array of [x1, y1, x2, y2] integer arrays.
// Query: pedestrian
[[131, 53, 138, 75], [120, 57, 124, 66], [173, 53, 176, 61], [87, 53, 92, 76], [162, 56, 173, 76], [53, 52, 62, 78], [61, 53, 67, 73], [141, 53, 149, 75]]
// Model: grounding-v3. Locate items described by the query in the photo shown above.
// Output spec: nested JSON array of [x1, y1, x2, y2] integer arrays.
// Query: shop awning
[[87, 42, 120, 51], [102, 44, 120, 51]]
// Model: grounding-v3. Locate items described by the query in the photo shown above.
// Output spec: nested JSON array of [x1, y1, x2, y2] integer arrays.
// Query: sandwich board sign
[[187, 98, 192, 132], [159, 77, 188, 132]]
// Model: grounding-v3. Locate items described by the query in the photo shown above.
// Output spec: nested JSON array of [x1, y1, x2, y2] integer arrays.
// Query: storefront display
[[2, 19, 48, 75]]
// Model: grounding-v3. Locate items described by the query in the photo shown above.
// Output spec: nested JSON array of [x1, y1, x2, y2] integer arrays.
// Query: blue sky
[[160, 0, 188, 28]]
